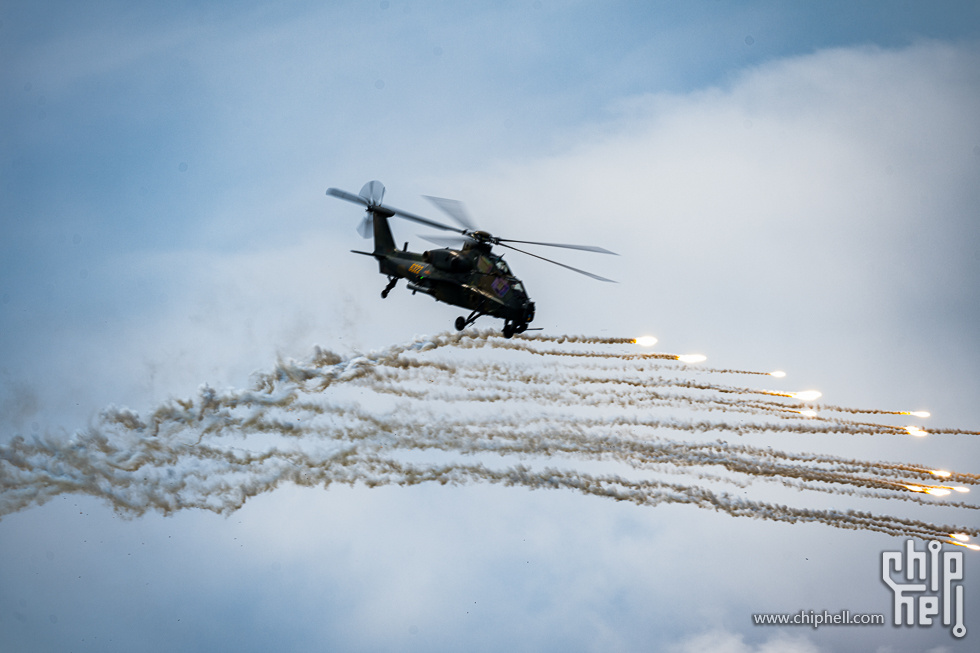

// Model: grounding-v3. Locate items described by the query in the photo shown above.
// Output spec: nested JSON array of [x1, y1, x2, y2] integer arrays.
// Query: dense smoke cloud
[[2, 331, 976, 548]]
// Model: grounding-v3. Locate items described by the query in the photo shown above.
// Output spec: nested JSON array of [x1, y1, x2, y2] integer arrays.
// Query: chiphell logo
[[882, 539, 966, 638]]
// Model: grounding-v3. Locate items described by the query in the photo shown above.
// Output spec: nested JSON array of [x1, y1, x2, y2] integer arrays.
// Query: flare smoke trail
[[1, 331, 977, 547]]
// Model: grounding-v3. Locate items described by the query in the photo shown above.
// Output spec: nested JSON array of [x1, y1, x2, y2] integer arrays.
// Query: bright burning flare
[[951, 541, 980, 551], [954, 487, 970, 493], [676, 354, 707, 364], [952, 533, 971, 542], [930, 470, 952, 478], [926, 488, 951, 497], [905, 426, 928, 437], [790, 390, 822, 402], [799, 409, 818, 418], [769, 370, 786, 378], [908, 411, 931, 418], [634, 336, 658, 347]]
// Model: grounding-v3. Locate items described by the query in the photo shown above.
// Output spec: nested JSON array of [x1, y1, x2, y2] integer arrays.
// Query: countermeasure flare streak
[[1, 331, 976, 546]]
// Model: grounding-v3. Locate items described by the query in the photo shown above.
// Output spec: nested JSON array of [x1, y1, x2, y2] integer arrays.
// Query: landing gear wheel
[[381, 288, 390, 299], [502, 323, 515, 338], [456, 309, 483, 331]]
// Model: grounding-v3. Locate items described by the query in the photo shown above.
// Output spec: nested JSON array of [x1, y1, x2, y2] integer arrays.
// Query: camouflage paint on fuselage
[[366, 210, 534, 326]]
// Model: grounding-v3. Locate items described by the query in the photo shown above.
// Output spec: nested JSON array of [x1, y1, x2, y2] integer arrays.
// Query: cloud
[[3, 4, 979, 649], [670, 630, 824, 653], [430, 41, 980, 389]]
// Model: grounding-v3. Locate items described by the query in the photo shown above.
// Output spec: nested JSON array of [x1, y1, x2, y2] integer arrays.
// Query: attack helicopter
[[326, 181, 616, 338]]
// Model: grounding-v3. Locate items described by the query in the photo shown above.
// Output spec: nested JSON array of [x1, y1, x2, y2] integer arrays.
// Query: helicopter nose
[[525, 301, 535, 323]]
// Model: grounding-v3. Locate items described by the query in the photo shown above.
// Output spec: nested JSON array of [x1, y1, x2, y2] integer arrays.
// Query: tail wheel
[[455, 316, 466, 331], [502, 322, 515, 338]]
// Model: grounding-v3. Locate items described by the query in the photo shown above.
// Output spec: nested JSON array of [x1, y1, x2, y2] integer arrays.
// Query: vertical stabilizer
[[371, 209, 397, 255]]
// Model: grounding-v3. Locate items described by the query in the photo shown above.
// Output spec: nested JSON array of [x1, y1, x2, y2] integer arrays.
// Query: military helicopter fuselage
[[354, 206, 535, 336], [327, 181, 614, 338]]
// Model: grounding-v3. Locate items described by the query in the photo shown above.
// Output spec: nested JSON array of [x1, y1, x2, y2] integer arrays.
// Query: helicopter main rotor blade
[[495, 238, 618, 255], [326, 187, 370, 207], [329, 185, 617, 258], [498, 242, 617, 283], [423, 196, 479, 231], [418, 234, 475, 249], [421, 197, 615, 254], [386, 206, 466, 233], [327, 187, 466, 234]]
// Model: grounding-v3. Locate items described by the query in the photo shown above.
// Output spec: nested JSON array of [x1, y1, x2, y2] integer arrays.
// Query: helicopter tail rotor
[[360, 180, 385, 206], [356, 215, 373, 239], [326, 181, 388, 239], [356, 181, 385, 238]]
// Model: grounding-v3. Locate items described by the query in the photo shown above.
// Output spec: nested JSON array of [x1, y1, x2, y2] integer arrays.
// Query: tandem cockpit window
[[492, 257, 512, 276]]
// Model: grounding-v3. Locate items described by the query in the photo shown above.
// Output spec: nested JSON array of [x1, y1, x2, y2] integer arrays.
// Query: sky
[[2, 1, 980, 651]]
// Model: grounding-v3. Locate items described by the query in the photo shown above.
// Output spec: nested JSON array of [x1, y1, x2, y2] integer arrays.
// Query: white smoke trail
[[1, 332, 976, 546]]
